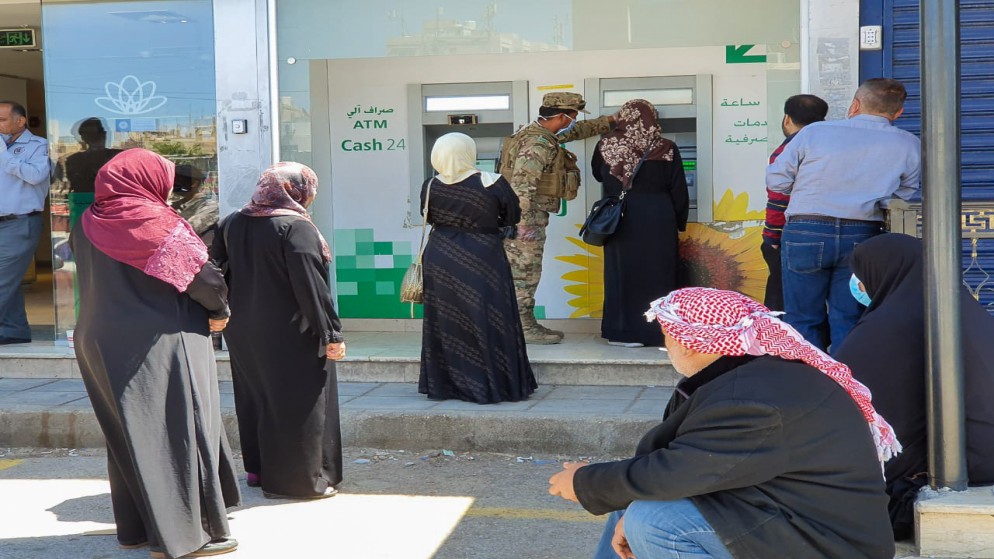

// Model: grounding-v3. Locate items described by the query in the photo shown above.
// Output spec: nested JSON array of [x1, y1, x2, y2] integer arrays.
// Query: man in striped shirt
[[762, 95, 828, 311]]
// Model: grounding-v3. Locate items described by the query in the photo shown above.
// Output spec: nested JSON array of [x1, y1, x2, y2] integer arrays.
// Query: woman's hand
[[209, 318, 229, 332], [326, 341, 347, 360]]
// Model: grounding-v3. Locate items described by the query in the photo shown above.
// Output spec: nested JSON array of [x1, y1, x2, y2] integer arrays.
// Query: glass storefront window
[[276, 0, 801, 320], [42, 0, 218, 342]]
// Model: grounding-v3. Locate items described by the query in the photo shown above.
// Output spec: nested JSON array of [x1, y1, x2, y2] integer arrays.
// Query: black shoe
[[118, 539, 148, 549], [0, 336, 30, 345]]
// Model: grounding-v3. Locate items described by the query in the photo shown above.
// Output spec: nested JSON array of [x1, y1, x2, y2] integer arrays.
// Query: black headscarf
[[833, 233, 994, 539]]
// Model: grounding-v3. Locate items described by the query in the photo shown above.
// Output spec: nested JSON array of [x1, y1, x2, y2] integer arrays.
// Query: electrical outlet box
[[231, 119, 248, 134], [860, 26, 883, 51]]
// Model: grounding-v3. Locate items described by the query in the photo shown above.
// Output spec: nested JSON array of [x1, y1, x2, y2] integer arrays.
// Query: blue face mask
[[850, 274, 872, 307], [555, 113, 577, 136]]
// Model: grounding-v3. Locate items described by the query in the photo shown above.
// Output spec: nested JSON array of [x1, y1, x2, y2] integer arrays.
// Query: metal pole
[[920, 0, 967, 491]]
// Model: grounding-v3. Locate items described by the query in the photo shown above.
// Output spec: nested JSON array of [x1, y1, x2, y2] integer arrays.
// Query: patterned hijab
[[241, 162, 331, 263], [645, 287, 901, 463], [81, 149, 208, 292], [598, 99, 676, 186]]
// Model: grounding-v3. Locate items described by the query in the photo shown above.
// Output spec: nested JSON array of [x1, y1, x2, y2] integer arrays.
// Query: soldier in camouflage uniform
[[500, 92, 616, 344]]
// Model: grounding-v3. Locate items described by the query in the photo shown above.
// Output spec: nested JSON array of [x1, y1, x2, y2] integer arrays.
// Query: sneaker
[[607, 341, 644, 348], [523, 324, 564, 345]]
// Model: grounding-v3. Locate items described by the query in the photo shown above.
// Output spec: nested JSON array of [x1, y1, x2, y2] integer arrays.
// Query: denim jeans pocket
[[784, 241, 825, 273]]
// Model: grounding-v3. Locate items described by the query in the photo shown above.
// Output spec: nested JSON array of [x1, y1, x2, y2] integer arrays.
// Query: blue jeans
[[593, 499, 734, 559], [0, 214, 43, 339], [780, 218, 881, 351]]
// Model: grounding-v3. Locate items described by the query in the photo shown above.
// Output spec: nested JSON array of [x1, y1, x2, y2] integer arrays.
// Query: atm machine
[[583, 75, 713, 223], [407, 81, 529, 221]]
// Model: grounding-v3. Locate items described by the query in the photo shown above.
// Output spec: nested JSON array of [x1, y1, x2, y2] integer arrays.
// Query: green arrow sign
[[726, 44, 767, 64]]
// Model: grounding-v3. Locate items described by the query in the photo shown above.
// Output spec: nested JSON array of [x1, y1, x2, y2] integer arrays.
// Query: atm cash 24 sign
[[340, 104, 405, 152]]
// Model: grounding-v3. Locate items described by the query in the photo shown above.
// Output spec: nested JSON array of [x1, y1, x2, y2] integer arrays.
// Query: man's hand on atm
[[517, 225, 540, 241]]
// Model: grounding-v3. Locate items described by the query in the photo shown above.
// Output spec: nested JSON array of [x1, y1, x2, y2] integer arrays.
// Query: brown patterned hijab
[[598, 99, 676, 187], [241, 162, 331, 262]]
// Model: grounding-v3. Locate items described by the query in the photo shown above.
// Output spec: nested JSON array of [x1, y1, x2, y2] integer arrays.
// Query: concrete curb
[[0, 408, 658, 456]]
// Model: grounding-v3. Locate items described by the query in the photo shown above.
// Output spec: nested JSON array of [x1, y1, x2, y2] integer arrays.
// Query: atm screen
[[476, 159, 497, 173]]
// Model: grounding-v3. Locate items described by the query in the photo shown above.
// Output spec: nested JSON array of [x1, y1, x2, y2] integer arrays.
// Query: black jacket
[[574, 355, 894, 559]]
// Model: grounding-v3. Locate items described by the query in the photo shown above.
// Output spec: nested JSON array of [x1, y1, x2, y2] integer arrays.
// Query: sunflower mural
[[557, 190, 769, 318], [557, 236, 605, 318], [680, 191, 768, 301]]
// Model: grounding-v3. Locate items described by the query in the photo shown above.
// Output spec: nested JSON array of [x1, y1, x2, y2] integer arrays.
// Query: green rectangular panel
[[355, 254, 375, 268], [336, 281, 359, 296], [375, 281, 395, 295], [334, 228, 356, 255]]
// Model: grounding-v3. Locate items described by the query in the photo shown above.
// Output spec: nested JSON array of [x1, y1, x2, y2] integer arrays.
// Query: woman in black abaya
[[73, 149, 239, 559], [591, 99, 689, 347], [213, 162, 345, 500], [833, 233, 994, 540]]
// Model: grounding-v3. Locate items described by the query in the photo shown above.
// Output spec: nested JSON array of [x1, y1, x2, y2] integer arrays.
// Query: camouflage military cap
[[541, 92, 590, 114]]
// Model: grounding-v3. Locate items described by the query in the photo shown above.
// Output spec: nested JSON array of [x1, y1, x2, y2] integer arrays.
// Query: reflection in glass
[[43, 0, 218, 342]]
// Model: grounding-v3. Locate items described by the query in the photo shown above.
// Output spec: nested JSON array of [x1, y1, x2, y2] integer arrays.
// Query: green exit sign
[[0, 29, 36, 49]]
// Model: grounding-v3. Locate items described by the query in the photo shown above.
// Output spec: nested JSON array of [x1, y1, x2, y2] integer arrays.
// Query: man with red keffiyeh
[[549, 288, 898, 559]]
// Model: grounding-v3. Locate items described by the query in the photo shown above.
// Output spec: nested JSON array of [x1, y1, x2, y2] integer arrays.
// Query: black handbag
[[579, 195, 624, 246], [580, 141, 655, 246]]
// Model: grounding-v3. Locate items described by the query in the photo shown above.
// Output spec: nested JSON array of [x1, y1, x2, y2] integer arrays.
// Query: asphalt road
[[0, 447, 615, 559]]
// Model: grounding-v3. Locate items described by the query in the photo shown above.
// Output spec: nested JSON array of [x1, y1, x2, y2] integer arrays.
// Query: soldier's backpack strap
[[497, 128, 526, 176]]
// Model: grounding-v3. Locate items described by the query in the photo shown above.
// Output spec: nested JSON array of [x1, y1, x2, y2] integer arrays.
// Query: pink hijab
[[645, 287, 901, 463], [240, 162, 331, 263], [81, 149, 208, 292]]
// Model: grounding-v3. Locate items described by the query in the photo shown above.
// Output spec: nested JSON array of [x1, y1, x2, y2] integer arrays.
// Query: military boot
[[521, 315, 564, 345]]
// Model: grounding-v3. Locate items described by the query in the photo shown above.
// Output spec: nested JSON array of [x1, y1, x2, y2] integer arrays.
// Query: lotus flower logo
[[94, 75, 168, 115]]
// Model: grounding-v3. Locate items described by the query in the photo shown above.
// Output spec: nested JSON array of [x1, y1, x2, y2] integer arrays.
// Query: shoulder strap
[[415, 179, 433, 263], [624, 140, 658, 192]]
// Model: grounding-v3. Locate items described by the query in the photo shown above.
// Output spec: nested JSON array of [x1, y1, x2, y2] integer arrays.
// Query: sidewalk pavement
[[0, 378, 673, 455]]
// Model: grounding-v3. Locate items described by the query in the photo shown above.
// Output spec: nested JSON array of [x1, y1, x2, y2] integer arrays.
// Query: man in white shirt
[[0, 101, 51, 344]]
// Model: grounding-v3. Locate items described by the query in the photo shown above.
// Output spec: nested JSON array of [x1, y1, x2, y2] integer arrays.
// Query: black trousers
[[761, 242, 783, 311]]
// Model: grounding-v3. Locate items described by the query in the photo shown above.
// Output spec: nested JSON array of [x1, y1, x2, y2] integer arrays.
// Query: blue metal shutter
[[884, 0, 994, 310]]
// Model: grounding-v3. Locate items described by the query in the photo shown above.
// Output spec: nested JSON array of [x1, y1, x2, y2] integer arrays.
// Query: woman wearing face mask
[[832, 233, 994, 541]]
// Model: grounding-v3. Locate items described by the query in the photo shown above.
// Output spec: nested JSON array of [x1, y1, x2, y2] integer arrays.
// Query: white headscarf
[[430, 132, 501, 187]]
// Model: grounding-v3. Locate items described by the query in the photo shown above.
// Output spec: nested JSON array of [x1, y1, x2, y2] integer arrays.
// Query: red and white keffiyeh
[[645, 287, 901, 463]]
